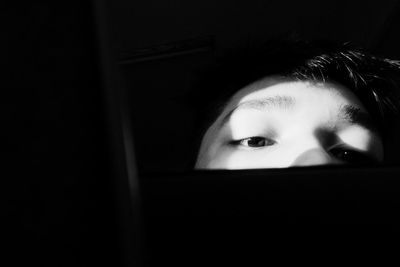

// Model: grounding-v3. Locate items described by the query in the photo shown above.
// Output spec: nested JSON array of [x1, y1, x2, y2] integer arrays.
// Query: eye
[[230, 136, 276, 148], [329, 146, 377, 164]]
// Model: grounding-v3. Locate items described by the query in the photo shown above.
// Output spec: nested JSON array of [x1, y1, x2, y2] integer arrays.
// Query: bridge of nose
[[290, 147, 339, 167]]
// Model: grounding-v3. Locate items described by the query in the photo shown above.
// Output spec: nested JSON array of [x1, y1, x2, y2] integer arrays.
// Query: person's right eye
[[229, 136, 276, 148]]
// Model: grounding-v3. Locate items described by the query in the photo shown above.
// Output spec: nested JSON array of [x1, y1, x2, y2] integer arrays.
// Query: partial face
[[195, 78, 383, 169]]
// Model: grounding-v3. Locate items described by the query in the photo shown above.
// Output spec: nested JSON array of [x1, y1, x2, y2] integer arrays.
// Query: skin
[[195, 77, 383, 169]]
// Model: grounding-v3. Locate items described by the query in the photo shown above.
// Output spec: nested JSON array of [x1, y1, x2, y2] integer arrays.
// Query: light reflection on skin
[[195, 77, 384, 169]]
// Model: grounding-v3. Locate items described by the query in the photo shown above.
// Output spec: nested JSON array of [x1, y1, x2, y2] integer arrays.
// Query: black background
[[4, 2, 119, 266]]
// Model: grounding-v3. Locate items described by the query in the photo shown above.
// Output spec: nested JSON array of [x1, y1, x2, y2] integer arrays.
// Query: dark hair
[[188, 39, 400, 168]]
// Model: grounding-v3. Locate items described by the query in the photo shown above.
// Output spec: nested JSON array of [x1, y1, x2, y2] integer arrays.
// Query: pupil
[[248, 137, 265, 147], [332, 148, 352, 161]]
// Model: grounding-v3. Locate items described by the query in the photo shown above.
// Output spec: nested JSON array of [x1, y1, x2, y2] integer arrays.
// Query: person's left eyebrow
[[221, 95, 296, 125], [337, 104, 378, 132]]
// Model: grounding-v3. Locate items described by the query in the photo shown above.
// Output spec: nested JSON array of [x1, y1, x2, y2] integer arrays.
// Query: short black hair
[[188, 39, 400, 168]]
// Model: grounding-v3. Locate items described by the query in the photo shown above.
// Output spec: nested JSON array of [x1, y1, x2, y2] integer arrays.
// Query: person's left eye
[[328, 146, 377, 164], [230, 136, 276, 148]]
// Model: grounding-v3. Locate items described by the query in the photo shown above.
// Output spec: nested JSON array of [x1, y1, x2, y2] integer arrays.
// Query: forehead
[[223, 77, 367, 115]]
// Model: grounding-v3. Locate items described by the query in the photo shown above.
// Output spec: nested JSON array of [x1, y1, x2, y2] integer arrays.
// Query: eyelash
[[328, 145, 378, 164], [229, 136, 277, 148]]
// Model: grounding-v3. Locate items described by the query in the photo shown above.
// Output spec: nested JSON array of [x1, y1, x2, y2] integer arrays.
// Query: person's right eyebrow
[[221, 95, 296, 125]]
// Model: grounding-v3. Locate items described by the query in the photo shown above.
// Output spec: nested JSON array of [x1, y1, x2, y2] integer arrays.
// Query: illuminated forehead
[[219, 77, 367, 122]]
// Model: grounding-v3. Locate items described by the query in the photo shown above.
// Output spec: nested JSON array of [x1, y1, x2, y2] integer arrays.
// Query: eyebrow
[[221, 95, 296, 124], [337, 104, 377, 131], [236, 95, 296, 111], [220, 95, 378, 132]]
